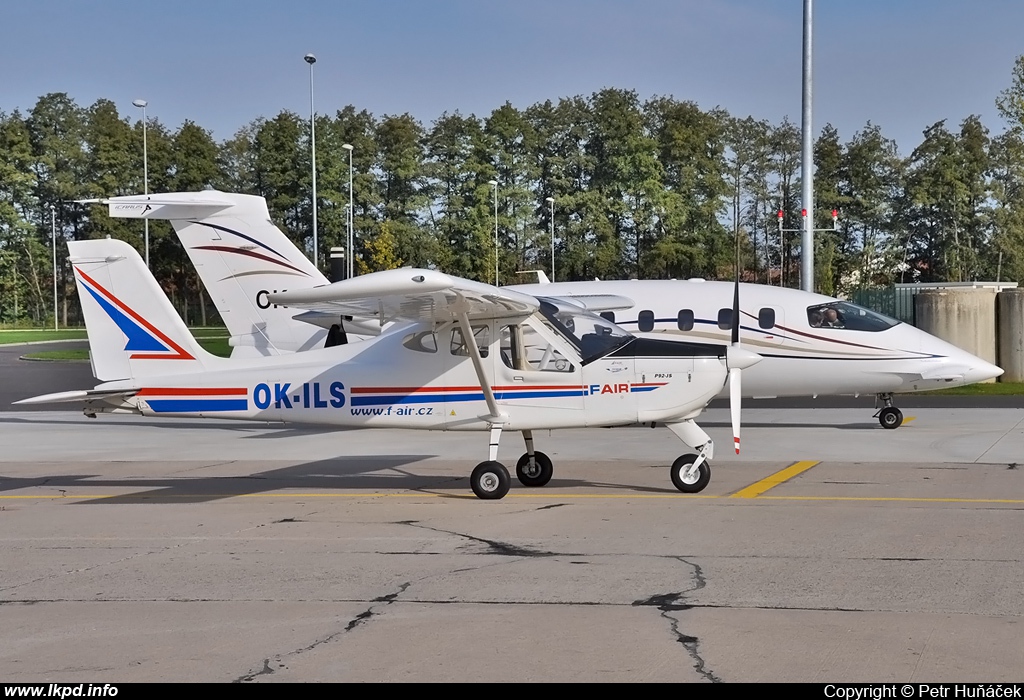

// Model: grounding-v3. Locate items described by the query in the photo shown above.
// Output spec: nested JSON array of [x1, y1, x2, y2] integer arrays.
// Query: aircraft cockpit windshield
[[807, 301, 900, 332], [537, 298, 634, 364]]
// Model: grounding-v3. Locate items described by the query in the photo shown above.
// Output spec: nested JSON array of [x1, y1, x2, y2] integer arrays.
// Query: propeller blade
[[730, 367, 741, 454], [731, 278, 740, 345]]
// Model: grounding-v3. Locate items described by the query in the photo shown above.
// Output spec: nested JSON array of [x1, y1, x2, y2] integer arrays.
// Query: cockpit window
[[807, 302, 900, 332], [538, 299, 634, 364]]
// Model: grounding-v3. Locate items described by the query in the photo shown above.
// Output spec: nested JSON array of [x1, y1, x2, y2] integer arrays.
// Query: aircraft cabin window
[[450, 325, 490, 357], [637, 310, 655, 332], [758, 308, 775, 329], [600, 311, 615, 323], [717, 308, 732, 330], [806, 302, 899, 332], [677, 309, 694, 331], [402, 330, 438, 353], [500, 324, 574, 373]]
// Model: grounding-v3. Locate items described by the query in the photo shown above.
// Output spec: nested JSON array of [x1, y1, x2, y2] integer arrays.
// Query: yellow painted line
[[904, 416, 916, 424], [759, 495, 1024, 504], [731, 460, 821, 499]]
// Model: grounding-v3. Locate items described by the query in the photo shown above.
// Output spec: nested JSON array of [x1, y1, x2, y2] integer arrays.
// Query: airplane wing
[[545, 294, 635, 313], [269, 269, 539, 325]]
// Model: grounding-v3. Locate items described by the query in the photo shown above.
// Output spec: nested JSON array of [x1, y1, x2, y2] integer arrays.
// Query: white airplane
[[16, 238, 761, 499], [91, 191, 1004, 430]]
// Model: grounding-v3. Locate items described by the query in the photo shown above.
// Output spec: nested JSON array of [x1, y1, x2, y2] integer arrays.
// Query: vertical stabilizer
[[103, 191, 328, 356], [69, 238, 218, 381]]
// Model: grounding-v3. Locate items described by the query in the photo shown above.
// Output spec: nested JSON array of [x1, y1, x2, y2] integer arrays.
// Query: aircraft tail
[[102, 191, 328, 356], [69, 238, 221, 382]]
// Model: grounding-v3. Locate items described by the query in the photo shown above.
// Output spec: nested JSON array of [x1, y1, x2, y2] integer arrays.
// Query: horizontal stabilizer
[[100, 192, 236, 220], [14, 388, 136, 405]]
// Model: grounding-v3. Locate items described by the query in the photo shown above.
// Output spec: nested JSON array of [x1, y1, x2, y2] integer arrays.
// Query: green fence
[[851, 287, 917, 325]]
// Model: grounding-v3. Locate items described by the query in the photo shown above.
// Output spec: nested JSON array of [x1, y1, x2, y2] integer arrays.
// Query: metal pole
[[800, 0, 815, 292], [546, 196, 555, 281], [51, 205, 57, 331], [305, 54, 318, 268], [489, 180, 498, 286], [132, 100, 150, 268], [343, 143, 354, 278]]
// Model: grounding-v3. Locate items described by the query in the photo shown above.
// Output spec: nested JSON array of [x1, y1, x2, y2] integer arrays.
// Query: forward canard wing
[[268, 269, 540, 326]]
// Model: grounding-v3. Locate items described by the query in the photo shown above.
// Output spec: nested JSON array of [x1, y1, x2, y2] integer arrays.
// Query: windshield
[[538, 298, 634, 364], [807, 301, 900, 332]]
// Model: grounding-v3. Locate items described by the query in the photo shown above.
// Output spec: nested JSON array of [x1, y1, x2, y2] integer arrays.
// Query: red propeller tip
[[734, 437, 740, 454]]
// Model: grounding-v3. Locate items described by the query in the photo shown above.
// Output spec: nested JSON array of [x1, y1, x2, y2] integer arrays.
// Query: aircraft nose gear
[[873, 393, 904, 429], [665, 420, 714, 493]]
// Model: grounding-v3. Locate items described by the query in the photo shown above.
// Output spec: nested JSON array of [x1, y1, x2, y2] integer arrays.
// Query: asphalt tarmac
[[1, 345, 1022, 682]]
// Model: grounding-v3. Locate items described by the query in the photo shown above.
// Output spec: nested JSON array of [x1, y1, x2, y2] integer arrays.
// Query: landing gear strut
[[873, 393, 904, 429]]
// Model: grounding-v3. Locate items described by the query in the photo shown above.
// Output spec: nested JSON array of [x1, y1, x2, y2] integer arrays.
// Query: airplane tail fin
[[102, 191, 328, 356], [69, 238, 221, 382]]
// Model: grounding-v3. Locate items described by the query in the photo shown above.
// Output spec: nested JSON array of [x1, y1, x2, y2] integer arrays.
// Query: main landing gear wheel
[[670, 454, 711, 494], [878, 406, 904, 430], [471, 461, 511, 500], [516, 451, 553, 487]]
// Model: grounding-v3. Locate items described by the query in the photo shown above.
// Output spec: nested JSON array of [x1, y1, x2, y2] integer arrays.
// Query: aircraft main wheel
[[670, 454, 711, 493], [879, 406, 903, 430], [516, 451, 554, 487], [471, 461, 511, 500]]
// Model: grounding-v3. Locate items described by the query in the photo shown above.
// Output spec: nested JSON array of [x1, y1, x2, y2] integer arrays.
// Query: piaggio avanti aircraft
[[18, 238, 761, 499]]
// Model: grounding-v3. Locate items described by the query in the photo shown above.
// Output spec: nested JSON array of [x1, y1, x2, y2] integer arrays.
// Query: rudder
[[70, 238, 218, 382]]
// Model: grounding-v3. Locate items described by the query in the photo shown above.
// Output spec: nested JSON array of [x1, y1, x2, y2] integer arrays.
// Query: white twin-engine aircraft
[[18, 238, 762, 499], [92, 190, 1003, 430]]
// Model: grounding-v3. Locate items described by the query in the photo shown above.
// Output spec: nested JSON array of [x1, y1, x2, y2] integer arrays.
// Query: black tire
[[879, 406, 903, 430], [516, 450, 557, 483], [516, 451, 554, 487], [471, 461, 511, 500], [670, 454, 711, 493]]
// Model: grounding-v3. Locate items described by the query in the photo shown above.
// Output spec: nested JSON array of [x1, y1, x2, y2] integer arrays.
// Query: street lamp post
[[342, 143, 354, 278], [132, 99, 149, 269], [50, 205, 57, 331], [488, 180, 498, 286], [545, 196, 555, 282], [304, 53, 318, 268]]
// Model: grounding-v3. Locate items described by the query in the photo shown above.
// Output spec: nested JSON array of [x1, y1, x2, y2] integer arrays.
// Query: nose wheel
[[670, 454, 712, 493]]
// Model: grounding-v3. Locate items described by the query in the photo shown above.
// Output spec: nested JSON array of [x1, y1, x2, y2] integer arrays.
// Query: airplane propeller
[[725, 263, 762, 454]]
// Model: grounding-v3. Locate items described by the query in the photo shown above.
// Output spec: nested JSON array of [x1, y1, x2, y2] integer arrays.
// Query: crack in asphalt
[[233, 582, 411, 683], [393, 520, 565, 558], [632, 557, 721, 683]]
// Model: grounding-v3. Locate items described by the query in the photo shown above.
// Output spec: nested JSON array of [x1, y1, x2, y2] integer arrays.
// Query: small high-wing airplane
[[17, 238, 761, 499], [87, 190, 1003, 430]]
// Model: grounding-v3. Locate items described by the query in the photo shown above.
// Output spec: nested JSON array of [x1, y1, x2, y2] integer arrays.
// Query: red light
[[832, 209, 838, 219], [777, 210, 784, 219], [801, 209, 807, 217]]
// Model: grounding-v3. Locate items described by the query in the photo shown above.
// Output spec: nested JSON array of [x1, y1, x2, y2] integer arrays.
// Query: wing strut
[[455, 311, 504, 423]]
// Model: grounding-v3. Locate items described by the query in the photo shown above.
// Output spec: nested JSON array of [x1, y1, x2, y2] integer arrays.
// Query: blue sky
[[3, 1, 1023, 155]]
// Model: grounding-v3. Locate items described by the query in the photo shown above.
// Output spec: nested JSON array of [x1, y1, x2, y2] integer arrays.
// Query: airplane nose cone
[[963, 360, 1004, 385]]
